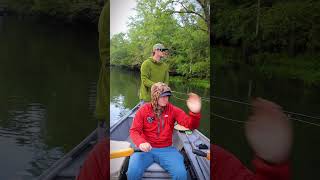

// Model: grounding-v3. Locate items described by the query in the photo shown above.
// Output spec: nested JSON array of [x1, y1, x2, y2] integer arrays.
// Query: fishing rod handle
[[192, 149, 210, 160]]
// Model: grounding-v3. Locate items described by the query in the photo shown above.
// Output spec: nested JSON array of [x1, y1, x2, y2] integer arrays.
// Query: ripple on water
[[1, 96, 65, 178]]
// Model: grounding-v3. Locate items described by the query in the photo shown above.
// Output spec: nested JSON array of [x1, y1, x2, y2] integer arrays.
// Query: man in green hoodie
[[95, 1, 109, 140], [139, 43, 169, 102]]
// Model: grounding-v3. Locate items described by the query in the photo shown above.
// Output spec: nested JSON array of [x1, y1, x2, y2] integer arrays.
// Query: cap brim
[[160, 91, 172, 97]]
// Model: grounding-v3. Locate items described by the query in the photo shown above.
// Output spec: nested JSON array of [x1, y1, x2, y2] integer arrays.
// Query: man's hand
[[245, 98, 293, 164], [139, 142, 152, 152], [186, 93, 202, 113]]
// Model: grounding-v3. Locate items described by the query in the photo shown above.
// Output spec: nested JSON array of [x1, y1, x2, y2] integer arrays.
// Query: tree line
[[111, 0, 210, 79], [213, 0, 319, 58], [7, 0, 102, 24], [212, 0, 320, 84]]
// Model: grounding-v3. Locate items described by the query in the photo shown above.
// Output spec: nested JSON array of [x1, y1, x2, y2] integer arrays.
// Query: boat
[[110, 104, 210, 180], [37, 128, 98, 180], [38, 103, 210, 180]]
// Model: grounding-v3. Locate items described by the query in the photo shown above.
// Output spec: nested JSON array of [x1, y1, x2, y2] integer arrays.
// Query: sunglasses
[[157, 49, 168, 52]]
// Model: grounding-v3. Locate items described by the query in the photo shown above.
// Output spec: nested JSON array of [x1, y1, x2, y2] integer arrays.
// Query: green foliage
[[7, 0, 34, 14], [170, 76, 210, 89], [111, 0, 210, 79], [259, 1, 320, 54], [8, 0, 102, 24], [255, 53, 320, 85], [213, 0, 320, 84], [214, 0, 320, 55]]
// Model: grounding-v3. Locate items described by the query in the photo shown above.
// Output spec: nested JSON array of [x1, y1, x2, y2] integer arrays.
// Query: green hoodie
[[95, 3, 109, 121], [139, 57, 169, 102]]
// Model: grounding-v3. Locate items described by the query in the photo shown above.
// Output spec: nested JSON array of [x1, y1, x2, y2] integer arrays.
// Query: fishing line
[[211, 113, 245, 124], [171, 92, 210, 102], [171, 90, 320, 127], [289, 117, 320, 127], [212, 112, 320, 127]]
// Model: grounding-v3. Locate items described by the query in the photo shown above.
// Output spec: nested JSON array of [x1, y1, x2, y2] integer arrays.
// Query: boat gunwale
[[110, 103, 140, 133], [37, 129, 97, 180]]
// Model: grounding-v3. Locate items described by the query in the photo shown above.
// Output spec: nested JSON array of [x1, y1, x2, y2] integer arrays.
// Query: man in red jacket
[[127, 82, 202, 180]]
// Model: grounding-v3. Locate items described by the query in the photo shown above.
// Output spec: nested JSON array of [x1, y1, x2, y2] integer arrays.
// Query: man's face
[[155, 49, 165, 57], [158, 96, 169, 107]]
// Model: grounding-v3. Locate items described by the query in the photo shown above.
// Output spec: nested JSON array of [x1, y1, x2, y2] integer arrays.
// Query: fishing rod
[[171, 91, 320, 121]]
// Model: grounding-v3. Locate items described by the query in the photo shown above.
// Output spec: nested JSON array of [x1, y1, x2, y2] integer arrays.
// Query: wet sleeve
[[141, 62, 155, 88], [129, 108, 147, 147], [173, 105, 200, 129]]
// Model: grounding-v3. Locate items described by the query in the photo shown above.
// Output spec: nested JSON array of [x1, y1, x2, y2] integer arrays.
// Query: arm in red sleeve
[[252, 157, 291, 180], [173, 105, 201, 130], [212, 144, 255, 180], [129, 108, 147, 147], [76, 138, 108, 180], [212, 144, 291, 180]]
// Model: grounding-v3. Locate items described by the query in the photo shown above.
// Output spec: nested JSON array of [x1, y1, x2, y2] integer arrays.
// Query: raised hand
[[139, 142, 152, 152], [245, 98, 293, 164], [186, 93, 202, 113]]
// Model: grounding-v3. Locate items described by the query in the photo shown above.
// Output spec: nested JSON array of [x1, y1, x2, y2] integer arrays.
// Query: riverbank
[[110, 65, 210, 89], [214, 46, 320, 86]]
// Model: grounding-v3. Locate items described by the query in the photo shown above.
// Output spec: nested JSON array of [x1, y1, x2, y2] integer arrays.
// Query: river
[[0, 16, 99, 179]]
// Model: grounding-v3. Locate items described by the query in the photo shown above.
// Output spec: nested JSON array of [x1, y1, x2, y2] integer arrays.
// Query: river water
[[0, 16, 99, 179]]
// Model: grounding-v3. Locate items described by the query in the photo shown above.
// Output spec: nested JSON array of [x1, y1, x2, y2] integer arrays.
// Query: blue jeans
[[127, 146, 187, 180]]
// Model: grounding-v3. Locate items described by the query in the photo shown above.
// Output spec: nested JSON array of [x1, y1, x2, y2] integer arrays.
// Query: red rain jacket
[[130, 102, 201, 148], [211, 144, 291, 180]]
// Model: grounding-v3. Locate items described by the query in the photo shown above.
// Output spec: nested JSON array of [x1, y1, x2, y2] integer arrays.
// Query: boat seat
[[110, 140, 131, 180]]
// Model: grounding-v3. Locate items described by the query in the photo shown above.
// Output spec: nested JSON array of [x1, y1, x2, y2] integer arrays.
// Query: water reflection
[[110, 67, 140, 126], [0, 17, 98, 179], [1, 97, 60, 179]]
